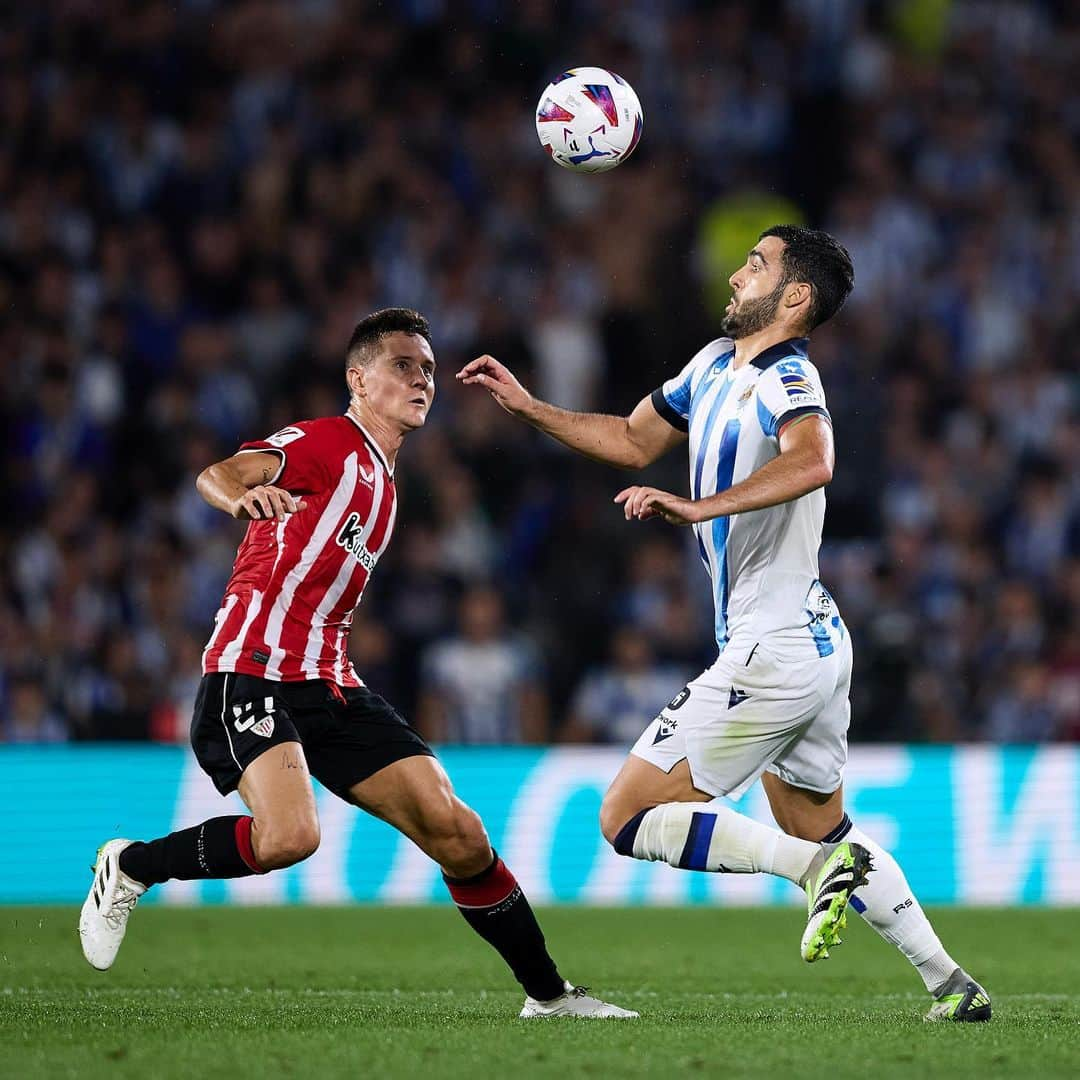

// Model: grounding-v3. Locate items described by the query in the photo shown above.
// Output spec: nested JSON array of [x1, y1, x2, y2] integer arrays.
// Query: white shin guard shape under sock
[[627, 801, 819, 884]]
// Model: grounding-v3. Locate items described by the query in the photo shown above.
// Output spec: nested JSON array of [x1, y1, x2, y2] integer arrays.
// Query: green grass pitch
[[2, 905, 1077, 1078]]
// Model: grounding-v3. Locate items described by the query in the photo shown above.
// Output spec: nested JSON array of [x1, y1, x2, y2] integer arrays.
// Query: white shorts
[[630, 631, 853, 799]]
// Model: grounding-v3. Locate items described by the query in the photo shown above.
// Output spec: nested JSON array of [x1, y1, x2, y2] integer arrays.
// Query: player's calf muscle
[[351, 757, 492, 876], [761, 773, 843, 841]]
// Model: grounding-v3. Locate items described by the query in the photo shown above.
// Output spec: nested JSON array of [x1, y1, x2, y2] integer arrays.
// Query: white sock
[[625, 802, 819, 884], [844, 823, 957, 992]]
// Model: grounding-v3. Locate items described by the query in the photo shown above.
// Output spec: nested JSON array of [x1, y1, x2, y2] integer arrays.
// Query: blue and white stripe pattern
[[652, 337, 843, 657], [678, 811, 719, 871]]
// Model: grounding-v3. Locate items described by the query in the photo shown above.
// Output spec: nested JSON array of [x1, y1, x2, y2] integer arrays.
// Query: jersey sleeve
[[650, 339, 726, 432], [237, 420, 331, 494], [755, 358, 831, 440]]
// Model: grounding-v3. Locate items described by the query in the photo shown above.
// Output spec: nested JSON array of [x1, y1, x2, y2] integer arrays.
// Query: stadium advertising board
[[4, 745, 1077, 906]]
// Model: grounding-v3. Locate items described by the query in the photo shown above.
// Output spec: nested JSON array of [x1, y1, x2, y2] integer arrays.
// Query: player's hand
[[234, 485, 308, 522], [455, 354, 533, 417], [614, 486, 700, 526]]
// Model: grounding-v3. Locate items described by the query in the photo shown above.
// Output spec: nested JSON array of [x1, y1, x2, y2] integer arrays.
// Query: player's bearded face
[[720, 278, 786, 338]]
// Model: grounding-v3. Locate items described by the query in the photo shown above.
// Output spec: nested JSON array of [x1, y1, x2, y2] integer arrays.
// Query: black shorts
[[190, 672, 434, 799]]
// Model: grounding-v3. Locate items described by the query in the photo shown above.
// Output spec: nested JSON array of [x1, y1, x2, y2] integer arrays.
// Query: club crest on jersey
[[737, 384, 755, 411], [336, 512, 377, 570], [233, 697, 275, 737]]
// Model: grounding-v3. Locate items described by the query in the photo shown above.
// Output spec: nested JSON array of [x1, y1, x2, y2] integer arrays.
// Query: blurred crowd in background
[[2, 0, 1077, 746]]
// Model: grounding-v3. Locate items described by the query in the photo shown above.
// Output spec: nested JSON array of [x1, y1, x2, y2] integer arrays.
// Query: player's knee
[[599, 795, 633, 848], [425, 802, 490, 876], [257, 819, 321, 869], [270, 826, 321, 868]]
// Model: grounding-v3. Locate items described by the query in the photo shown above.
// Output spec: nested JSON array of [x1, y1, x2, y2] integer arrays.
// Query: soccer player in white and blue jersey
[[458, 226, 990, 1022]]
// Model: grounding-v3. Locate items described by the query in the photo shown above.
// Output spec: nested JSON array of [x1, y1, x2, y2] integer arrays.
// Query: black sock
[[118, 815, 264, 887], [443, 854, 565, 1002]]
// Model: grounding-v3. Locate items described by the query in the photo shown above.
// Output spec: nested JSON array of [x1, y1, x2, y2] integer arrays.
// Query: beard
[[720, 280, 785, 338]]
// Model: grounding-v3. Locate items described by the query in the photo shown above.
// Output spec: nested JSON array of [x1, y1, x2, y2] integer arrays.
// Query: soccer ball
[[535, 67, 643, 173]]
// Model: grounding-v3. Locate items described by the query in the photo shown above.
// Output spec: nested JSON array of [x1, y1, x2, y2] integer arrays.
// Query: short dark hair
[[346, 307, 431, 368], [759, 225, 854, 331]]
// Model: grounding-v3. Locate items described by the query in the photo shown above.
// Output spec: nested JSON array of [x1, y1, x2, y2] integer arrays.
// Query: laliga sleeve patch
[[266, 426, 306, 448]]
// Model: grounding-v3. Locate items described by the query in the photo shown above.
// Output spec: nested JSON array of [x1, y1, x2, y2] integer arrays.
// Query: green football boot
[[800, 841, 873, 962], [925, 968, 992, 1022]]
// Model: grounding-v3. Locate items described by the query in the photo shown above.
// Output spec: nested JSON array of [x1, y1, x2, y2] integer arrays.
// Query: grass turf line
[[2, 906, 1078, 1079]]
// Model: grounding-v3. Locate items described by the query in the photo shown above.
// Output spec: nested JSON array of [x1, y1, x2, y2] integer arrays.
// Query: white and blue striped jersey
[[651, 336, 844, 658]]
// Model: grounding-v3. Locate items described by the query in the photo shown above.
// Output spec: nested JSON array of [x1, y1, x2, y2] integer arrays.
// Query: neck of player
[[347, 401, 405, 469], [731, 323, 806, 370]]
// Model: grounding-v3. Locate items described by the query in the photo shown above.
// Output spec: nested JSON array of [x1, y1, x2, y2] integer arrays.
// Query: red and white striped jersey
[[202, 414, 397, 686]]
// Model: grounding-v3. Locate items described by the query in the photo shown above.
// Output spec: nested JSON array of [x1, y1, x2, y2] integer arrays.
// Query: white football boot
[[79, 839, 147, 970], [519, 981, 639, 1019]]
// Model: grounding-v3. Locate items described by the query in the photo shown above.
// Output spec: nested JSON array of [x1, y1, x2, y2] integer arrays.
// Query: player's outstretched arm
[[456, 355, 685, 469], [616, 415, 834, 525], [196, 451, 309, 521]]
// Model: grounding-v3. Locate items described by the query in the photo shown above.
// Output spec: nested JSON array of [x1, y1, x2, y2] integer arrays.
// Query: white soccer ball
[[535, 67, 643, 174]]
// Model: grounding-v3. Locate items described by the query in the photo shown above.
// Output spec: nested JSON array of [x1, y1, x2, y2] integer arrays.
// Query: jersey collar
[[749, 337, 810, 371], [344, 412, 394, 477]]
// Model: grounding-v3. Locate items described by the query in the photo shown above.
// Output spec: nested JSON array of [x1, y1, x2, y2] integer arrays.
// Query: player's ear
[[784, 281, 813, 318], [346, 362, 366, 399]]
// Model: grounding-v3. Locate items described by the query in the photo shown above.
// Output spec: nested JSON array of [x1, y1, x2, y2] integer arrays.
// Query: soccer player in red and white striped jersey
[[79, 308, 635, 1019], [201, 407, 398, 686]]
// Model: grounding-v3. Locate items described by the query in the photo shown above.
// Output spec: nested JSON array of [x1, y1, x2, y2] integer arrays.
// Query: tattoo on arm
[[261, 466, 273, 484], [280, 750, 302, 770]]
